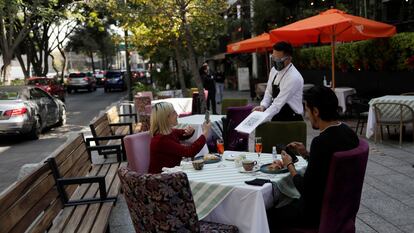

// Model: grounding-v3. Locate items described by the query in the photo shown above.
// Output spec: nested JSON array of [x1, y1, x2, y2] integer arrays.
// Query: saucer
[[238, 166, 259, 173], [225, 154, 236, 161]]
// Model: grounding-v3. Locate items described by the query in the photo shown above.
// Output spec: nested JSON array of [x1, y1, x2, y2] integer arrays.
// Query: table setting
[[162, 148, 308, 233]]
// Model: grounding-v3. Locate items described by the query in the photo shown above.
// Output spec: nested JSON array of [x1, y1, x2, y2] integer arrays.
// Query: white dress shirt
[[260, 63, 304, 120]]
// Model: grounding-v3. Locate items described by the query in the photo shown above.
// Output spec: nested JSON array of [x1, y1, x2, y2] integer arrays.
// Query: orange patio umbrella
[[227, 33, 273, 54], [270, 9, 396, 88]]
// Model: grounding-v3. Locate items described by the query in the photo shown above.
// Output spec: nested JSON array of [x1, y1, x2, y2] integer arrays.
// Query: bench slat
[[91, 162, 127, 233], [0, 172, 56, 233], [62, 164, 111, 233], [54, 135, 84, 166], [48, 164, 102, 233], [0, 163, 50, 214], [59, 145, 90, 178], [28, 198, 63, 233]]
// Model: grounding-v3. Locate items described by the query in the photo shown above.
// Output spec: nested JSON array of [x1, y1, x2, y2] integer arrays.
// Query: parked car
[[66, 72, 97, 93], [0, 86, 66, 139], [104, 71, 126, 92], [27, 77, 66, 102], [94, 70, 106, 86]]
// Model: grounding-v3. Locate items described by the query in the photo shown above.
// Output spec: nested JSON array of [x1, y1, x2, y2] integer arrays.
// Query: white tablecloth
[[184, 151, 307, 233], [334, 87, 356, 113], [177, 114, 225, 157], [152, 98, 192, 115], [157, 89, 183, 97], [366, 95, 414, 138]]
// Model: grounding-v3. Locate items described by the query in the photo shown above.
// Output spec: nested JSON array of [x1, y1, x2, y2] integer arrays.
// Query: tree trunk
[[173, 39, 189, 97], [58, 46, 67, 83], [90, 51, 96, 73], [16, 52, 30, 79], [180, 10, 206, 112], [1, 62, 12, 85]]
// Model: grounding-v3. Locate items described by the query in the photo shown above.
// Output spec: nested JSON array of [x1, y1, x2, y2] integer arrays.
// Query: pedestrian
[[267, 86, 359, 230], [200, 62, 217, 114], [252, 41, 304, 121], [215, 68, 225, 104]]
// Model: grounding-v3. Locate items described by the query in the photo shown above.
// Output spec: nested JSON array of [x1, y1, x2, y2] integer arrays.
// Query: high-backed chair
[[134, 96, 151, 131], [124, 131, 151, 174], [255, 121, 307, 153], [223, 105, 254, 151], [118, 167, 239, 233], [191, 89, 209, 114], [373, 102, 414, 147], [279, 138, 369, 233], [221, 98, 248, 115]]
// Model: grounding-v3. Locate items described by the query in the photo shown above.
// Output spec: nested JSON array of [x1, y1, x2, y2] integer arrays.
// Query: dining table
[[151, 97, 192, 116], [172, 151, 308, 233], [334, 87, 356, 113], [365, 95, 414, 139]]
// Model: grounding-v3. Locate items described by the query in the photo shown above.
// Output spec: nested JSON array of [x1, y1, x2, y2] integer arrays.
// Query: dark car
[[66, 72, 97, 93], [104, 71, 126, 92], [0, 86, 66, 139], [94, 70, 106, 86], [27, 77, 66, 102]]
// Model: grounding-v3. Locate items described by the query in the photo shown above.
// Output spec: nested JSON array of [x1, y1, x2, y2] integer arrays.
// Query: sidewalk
[[109, 90, 414, 233]]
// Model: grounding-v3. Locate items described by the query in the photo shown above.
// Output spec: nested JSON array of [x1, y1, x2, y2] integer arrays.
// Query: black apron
[[271, 65, 303, 122]]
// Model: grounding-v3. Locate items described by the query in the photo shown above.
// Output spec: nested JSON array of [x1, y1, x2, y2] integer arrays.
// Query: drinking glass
[[216, 138, 224, 156], [255, 137, 263, 163]]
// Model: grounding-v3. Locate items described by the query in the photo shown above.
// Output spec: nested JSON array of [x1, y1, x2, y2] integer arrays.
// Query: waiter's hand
[[252, 106, 265, 112]]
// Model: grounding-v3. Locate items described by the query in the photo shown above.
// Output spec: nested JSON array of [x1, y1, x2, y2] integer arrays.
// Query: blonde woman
[[148, 102, 211, 173]]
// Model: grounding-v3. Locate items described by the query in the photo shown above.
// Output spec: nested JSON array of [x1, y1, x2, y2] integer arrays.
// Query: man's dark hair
[[303, 86, 339, 121], [272, 41, 293, 56]]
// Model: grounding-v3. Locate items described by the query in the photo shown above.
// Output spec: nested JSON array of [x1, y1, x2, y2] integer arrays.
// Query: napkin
[[161, 166, 183, 173]]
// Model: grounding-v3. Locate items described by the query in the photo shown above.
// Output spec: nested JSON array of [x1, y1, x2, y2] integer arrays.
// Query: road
[[0, 88, 126, 192]]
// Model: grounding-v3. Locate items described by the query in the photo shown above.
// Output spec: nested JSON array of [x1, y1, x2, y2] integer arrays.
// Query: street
[[0, 88, 126, 192]]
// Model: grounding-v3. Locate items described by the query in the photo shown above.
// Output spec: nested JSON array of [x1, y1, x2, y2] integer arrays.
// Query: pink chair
[[124, 131, 151, 174], [278, 138, 369, 233]]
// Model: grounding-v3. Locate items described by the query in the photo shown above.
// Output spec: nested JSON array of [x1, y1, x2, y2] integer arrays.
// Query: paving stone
[[358, 203, 371, 214], [109, 195, 133, 227], [110, 225, 135, 233], [358, 212, 404, 233], [375, 174, 414, 195], [370, 154, 408, 167], [363, 197, 414, 226], [355, 217, 378, 233], [366, 160, 397, 176], [364, 175, 413, 201], [361, 183, 389, 200], [400, 224, 414, 233]]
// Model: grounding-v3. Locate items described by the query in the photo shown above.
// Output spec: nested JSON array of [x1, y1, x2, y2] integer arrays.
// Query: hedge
[[293, 32, 414, 72]]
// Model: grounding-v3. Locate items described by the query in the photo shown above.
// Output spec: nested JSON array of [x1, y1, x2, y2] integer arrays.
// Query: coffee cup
[[242, 160, 257, 171], [192, 159, 204, 170]]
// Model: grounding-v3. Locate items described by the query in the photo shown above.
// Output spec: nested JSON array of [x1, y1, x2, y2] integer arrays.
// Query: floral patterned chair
[[134, 96, 151, 131], [118, 167, 239, 233]]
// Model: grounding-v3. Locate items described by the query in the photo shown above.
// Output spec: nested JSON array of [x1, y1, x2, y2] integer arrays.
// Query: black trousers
[[267, 199, 317, 232], [272, 104, 303, 121], [206, 90, 217, 114]]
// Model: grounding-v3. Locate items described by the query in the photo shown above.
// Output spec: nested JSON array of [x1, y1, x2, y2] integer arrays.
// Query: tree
[[106, 0, 227, 110], [0, 0, 40, 84]]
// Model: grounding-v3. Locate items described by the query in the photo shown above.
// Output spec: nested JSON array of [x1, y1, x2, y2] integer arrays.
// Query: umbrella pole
[[331, 32, 336, 89]]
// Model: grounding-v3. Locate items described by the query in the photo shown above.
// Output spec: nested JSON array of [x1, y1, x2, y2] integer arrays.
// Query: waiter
[[253, 41, 304, 121]]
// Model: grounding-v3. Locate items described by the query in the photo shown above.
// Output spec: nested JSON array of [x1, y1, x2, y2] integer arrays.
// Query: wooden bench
[[89, 113, 137, 162], [0, 134, 126, 233], [106, 104, 142, 133]]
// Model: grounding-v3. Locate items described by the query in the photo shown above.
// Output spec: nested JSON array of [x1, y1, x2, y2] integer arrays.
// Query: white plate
[[225, 154, 237, 161], [238, 166, 260, 173]]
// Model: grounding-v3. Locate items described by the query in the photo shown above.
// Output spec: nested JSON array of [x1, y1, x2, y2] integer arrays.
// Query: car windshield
[[69, 73, 86, 78], [28, 79, 49, 85], [106, 72, 122, 79], [0, 90, 19, 100]]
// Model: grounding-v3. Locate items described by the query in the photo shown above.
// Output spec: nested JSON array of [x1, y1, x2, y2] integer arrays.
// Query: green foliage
[[133, 82, 158, 94], [150, 68, 175, 91], [294, 32, 414, 72]]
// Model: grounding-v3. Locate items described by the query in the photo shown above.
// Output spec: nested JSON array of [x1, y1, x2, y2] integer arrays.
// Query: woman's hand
[[287, 141, 309, 158], [281, 150, 293, 167], [202, 122, 211, 137], [252, 105, 265, 112], [183, 126, 195, 136]]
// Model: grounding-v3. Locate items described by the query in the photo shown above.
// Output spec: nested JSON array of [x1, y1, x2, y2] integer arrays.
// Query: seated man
[[267, 86, 359, 230]]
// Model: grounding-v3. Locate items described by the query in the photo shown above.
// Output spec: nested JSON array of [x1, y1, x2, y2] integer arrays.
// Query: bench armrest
[[47, 158, 117, 207], [118, 113, 138, 123], [109, 122, 133, 134], [86, 144, 123, 162]]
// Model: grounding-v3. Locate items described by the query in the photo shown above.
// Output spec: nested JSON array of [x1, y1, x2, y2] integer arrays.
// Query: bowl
[[192, 159, 204, 170]]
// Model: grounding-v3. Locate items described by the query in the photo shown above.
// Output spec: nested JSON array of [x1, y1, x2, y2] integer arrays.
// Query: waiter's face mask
[[272, 56, 289, 71]]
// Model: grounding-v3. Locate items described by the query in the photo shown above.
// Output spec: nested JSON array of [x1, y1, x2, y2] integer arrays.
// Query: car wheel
[[28, 116, 42, 140], [56, 107, 66, 127]]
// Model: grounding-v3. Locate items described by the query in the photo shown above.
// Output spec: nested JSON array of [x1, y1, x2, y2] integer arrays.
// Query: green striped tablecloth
[[366, 95, 414, 138], [190, 181, 234, 219]]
